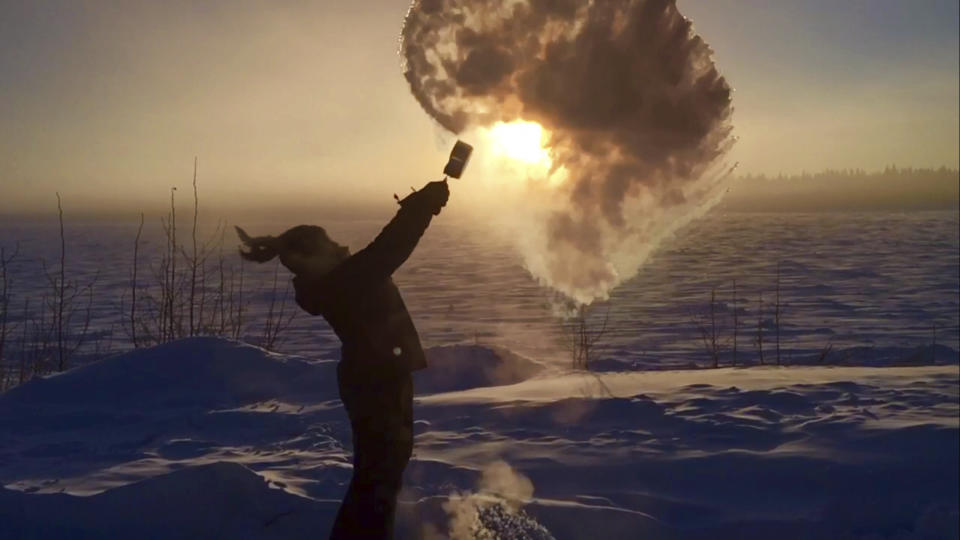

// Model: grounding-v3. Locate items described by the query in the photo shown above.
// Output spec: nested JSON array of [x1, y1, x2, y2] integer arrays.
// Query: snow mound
[[417, 345, 544, 394], [0, 339, 548, 414], [0, 461, 337, 539], [0, 337, 339, 413]]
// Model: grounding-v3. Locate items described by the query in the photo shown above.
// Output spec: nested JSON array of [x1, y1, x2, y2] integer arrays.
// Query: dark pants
[[330, 364, 414, 540]]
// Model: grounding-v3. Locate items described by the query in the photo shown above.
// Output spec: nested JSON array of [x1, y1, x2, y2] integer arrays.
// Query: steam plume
[[435, 461, 552, 539], [403, 0, 735, 304]]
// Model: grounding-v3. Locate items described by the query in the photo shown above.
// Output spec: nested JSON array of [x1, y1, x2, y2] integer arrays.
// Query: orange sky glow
[[0, 0, 956, 217]]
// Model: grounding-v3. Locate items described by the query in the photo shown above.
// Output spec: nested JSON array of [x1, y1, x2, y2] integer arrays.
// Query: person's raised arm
[[336, 180, 449, 286]]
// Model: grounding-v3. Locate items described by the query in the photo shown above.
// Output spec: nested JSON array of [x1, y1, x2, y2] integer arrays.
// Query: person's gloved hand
[[399, 179, 449, 215], [425, 179, 449, 215], [405, 179, 448, 215]]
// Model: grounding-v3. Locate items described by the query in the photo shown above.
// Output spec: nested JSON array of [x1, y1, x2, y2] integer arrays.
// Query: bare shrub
[[695, 288, 723, 368], [259, 260, 297, 351], [0, 244, 18, 388], [562, 304, 610, 371], [816, 340, 834, 364], [125, 162, 262, 348], [755, 291, 765, 366], [42, 194, 96, 373], [731, 278, 738, 366], [775, 261, 782, 366]]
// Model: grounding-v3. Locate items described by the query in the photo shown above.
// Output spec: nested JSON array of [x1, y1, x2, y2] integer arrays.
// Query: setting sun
[[486, 120, 552, 167]]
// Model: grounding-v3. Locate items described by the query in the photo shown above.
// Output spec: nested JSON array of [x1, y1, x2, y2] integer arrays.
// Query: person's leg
[[330, 369, 414, 540], [381, 373, 414, 534], [330, 363, 364, 539], [329, 473, 360, 539], [330, 428, 385, 540]]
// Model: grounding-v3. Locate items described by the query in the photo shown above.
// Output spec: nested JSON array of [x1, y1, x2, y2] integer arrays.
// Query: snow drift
[[1, 338, 957, 539]]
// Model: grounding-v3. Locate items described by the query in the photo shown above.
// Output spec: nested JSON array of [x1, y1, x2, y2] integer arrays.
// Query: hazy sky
[[1, 0, 957, 215]]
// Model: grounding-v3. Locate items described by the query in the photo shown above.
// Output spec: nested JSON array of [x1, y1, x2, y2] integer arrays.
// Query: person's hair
[[235, 225, 335, 264]]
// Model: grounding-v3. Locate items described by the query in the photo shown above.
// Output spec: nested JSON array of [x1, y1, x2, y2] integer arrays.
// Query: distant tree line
[[723, 166, 959, 212]]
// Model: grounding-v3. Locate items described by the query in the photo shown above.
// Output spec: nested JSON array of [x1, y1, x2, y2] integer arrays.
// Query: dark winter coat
[[292, 190, 440, 379]]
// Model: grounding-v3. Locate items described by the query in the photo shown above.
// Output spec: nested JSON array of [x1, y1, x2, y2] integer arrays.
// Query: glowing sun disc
[[487, 121, 552, 167]]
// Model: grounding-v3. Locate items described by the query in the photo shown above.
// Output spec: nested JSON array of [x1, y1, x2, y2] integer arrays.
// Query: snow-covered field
[[1, 338, 957, 539], [1, 210, 958, 538], [0, 211, 957, 370]]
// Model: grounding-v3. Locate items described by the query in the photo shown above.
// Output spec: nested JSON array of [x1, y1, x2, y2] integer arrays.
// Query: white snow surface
[[1, 337, 958, 539], [1, 212, 957, 371]]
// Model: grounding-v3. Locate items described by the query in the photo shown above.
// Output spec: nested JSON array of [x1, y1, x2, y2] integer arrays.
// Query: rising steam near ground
[[402, 0, 736, 305], [422, 461, 551, 540]]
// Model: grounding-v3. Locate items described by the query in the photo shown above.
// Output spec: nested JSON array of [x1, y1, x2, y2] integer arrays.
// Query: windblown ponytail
[[235, 226, 279, 263]]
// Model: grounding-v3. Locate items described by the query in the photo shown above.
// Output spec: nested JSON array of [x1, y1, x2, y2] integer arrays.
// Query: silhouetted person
[[236, 180, 450, 539]]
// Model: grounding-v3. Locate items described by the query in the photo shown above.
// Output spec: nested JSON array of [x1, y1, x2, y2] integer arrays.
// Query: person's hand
[[420, 179, 449, 215]]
